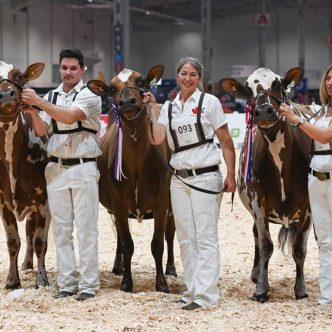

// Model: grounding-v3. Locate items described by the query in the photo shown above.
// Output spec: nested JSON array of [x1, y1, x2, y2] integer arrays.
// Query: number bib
[[174, 123, 200, 146]]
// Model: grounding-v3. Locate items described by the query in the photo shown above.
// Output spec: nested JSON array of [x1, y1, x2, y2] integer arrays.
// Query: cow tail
[[278, 223, 299, 255]]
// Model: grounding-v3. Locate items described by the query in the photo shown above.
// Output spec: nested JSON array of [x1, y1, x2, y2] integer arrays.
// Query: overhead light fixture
[[145, 11, 150, 15]]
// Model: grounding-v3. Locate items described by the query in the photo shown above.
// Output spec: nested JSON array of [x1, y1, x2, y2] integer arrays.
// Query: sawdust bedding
[[0, 155, 331, 331]]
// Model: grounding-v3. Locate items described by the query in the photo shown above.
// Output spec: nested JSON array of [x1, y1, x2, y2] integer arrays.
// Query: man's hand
[[21, 88, 42, 108]]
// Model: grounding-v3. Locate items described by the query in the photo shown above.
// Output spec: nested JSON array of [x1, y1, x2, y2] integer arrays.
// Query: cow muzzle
[[253, 104, 279, 128], [118, 86, 146, 120], [0, 89, 20, 119]]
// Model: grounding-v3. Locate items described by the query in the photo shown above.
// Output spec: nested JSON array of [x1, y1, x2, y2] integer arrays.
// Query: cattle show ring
[[1, 0, 332, 331]]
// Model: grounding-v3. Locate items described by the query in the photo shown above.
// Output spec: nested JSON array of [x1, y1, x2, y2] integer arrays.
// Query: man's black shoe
[[181, 302, 202, 310], [76, 293, 95, 301], [53, 291, 75, 299], [173, 298, 186, 304]]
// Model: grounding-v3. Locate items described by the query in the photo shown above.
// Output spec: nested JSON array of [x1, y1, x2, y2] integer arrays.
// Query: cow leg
[[112, 226, 124, 275], [116, 216, 134, 292], [251, 223, 260, 284], [1, 209, 21, 289], [165, 213, 177, 277], [293, 218, 310, 299], [33, 210, 50, 288], [152, 213, 169, 293], [251, 219, 273, 303], [21, 216, 36, 271]]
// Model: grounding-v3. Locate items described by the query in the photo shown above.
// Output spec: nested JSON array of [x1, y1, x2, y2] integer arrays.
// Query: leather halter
[[118, 86, 148, 118], [0, 78, 24, 91], [255, 90, 284, 106]]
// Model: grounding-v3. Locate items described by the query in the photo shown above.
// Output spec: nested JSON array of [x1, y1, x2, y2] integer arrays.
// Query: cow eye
[[136, 77, 146, 88], [16, 74, 23, 82], [272, 81, 281, 90], [109, 85, 117, 96]]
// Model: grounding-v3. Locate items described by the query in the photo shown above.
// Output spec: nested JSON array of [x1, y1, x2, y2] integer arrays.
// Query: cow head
[[219, 67, 303, 130], [87, 65, 164, 122], [0, 61, 45, 121]]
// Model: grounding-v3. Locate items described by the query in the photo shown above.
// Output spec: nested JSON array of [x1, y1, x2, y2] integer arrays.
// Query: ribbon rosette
[[243, 103, 254, 184]]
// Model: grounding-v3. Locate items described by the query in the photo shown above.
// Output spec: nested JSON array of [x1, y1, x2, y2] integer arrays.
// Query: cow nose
[[119, 97, 137, 107], [0, 89, 16, 100], [254, 104, 275, 119]]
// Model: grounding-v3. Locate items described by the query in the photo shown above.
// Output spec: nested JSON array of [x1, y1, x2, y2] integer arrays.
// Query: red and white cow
[[0, 61, 50, 289], [87, 66, 176, 293], [220, 67, 314, 302]]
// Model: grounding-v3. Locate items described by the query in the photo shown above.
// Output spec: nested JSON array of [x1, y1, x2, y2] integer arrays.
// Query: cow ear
[[22, 63, 45, 81], [146, 65, 164, 87], [87, 79, 111, 96], [282, 67, 304, 90], [219, 78, 251, 99]]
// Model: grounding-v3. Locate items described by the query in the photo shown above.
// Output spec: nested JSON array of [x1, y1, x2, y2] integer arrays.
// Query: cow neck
[[122, 120, 149, 154], [0, 115, 26, 205]]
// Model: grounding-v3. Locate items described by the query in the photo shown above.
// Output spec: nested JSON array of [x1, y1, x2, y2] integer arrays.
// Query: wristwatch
[[296, 118, 306, 127]]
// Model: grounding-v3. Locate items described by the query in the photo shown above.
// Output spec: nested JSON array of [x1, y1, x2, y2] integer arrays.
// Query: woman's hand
[[279, 103, 301, 125], [143, 91, 157, 105]]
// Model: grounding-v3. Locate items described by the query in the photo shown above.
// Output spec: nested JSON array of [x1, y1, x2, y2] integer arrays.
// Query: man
[[22, 49, 101, 301]]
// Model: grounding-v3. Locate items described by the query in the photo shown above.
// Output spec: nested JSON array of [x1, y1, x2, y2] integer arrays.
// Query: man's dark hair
[[59, 49, 85, 68]]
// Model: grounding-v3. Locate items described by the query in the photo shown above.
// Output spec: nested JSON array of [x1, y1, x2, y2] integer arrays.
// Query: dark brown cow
[[220, 67, 315, 302], [87, 65, 176, 292], [0, 61, 50, 289]]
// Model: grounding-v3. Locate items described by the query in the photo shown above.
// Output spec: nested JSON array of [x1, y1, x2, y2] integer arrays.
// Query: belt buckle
[[177, 169, 188, 178], [316, 171, 328, 181]]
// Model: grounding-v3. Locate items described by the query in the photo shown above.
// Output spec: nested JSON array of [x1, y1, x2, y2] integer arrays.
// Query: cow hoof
[[112, 266, 124, 276], [296, 293, 309, 300], [251, 292, 268, 303], [21, 261, 33, 271], [165, 265, 177, 277], [5, 282, 21, 290], [156, 284, 170, 293], [121, 281, 133, 293], [36, 279, 49, 288]]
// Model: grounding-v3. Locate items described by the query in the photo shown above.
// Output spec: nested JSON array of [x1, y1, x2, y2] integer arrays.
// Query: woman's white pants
[[308, 174, 332, 304], [171, 171, 223, 307]]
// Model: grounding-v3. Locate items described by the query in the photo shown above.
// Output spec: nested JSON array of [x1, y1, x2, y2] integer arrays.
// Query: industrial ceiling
[[7, 0, 332, 27]]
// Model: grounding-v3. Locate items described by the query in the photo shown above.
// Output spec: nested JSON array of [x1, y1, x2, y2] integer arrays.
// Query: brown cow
[[220, 67, 315, 302], [0, 61, 50, 289], [87, 65, 176, 292]]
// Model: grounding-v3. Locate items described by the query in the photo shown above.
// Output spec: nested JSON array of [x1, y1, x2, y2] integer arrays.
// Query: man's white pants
[[171, 171, 223, 307], [308, 174, 332, 304], [45, 161, 100, 295]]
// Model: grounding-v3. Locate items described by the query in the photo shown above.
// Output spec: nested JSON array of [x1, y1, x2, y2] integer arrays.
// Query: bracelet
[[296, 118, 306, 127]]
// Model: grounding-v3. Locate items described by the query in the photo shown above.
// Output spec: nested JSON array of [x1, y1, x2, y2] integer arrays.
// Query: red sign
[[255, 13, 270, 27], [326, 36, 332, 45]]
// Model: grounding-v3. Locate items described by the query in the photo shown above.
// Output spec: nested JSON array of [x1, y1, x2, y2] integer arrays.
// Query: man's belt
[[50, 156, 96, 166], [309, 167, 332, 181], [173, 165, 219, 178]]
